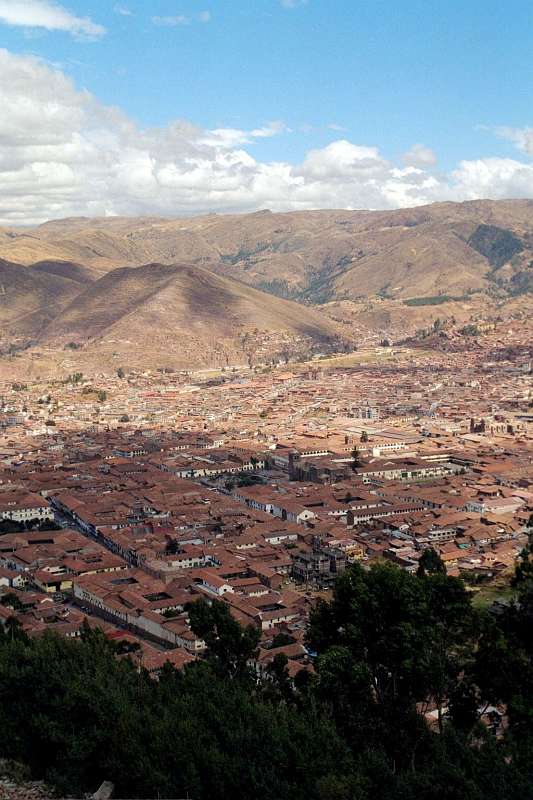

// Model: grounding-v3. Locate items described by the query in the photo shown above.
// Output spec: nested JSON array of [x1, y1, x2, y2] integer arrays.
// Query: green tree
[[271, 632, 295, 649], [0, 592, 24, 612], [0, 630, 353, 799], [417, 547, 446, 576], [308, 562, 476, 762], [0, 615, 28, 644], [265, 653, 294, 703], [188, 598, 260, 680]]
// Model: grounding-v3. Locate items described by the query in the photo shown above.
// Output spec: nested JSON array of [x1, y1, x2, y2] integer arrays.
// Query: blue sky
[[3, 0, 531, 166], [0, 0, 531, 222]]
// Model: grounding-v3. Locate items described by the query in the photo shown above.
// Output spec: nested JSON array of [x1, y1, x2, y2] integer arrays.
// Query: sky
[[0, 0, 532, 224]]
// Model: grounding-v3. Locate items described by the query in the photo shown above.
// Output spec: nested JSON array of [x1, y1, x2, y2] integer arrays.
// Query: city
[[1, 317, 531, 677], [1, 0, 532, 797]]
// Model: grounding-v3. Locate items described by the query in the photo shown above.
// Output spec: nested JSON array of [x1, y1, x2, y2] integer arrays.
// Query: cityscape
[[0, 1, 532, 799]]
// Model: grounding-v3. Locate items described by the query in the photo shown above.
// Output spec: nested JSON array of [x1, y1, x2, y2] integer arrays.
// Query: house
[[0, 492, 54, 524], [270, 500, 317, 525], [194, 569, 234, 597], [0, 567, 25, 589]]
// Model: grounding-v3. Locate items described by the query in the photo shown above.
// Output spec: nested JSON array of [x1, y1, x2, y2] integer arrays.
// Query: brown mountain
[[31, 260, 97, 285], [32, 262, 347, 370], [0, 258, 93, 344], [2, 200, 532, 306], [1, 201, 532, 370]]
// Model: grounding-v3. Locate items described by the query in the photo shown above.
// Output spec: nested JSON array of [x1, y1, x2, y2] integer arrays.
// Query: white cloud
[[496, 126, 533, 157], [152, 11, 212, 27], [151, 15, 189, 26], [114, 5, 132, 16], [403, 143, 437, 167], [450, 157, 533, 200], [298, 141, 387, 181], [201, 121, 289, 148], [0, 0, 105, 39], [0, 48, 532, 226], [250, 121, 290, 138]]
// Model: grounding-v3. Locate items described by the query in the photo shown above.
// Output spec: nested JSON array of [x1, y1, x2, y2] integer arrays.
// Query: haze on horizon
[[0, 0, 531, 226]]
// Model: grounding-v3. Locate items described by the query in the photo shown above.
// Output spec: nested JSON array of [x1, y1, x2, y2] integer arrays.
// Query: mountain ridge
[[1, 260, 349, 371], [1, 200, 531, 305], [1, 200, 531, 372]]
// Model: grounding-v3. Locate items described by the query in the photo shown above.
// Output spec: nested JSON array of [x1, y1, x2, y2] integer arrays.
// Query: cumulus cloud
[[403, 143, 437, 167], [0, 48, 531, 226], [450, 157, 533, 200], [0, 0, 105, 39], [298, 141, 387, 181]]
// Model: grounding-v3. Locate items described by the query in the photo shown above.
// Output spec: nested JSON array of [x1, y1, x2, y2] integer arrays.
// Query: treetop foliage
[[1, 560, 533, 799]]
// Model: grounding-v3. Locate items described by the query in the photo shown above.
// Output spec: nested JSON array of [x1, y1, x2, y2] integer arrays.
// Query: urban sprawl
[[0, 325, 532, 683]]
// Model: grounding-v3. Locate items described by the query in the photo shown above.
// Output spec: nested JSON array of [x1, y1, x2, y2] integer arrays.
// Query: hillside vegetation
[[1, 557, 533, 799]]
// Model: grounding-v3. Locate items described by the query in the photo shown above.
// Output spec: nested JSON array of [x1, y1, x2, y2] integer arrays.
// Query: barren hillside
[[29, 262, 348, 370], [1, 200, 531, 305]]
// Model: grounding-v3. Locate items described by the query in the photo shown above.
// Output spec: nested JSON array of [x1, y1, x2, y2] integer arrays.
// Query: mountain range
[[0, 199, 531, 372]]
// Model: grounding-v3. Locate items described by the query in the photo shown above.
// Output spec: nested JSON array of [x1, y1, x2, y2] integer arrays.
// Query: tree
[[308, 562, 476, 762], [188, 598, 260, 680], [265, 653, 294, 703], [423, 572, 477, 733], [114, 640, 141, 656], [0, 628, 349, 798], [512, 531, 533, 588], [470, 545, 533, 748], [117, 367, 125, 379], [271, 631, 295, 649], [0, 592, 24, 612], [309, 563, 430, 709], [0, 572, 531, 799], [360, 430, 369, 443], [0, 615, 27, 644], [417, 547, 446, 576], [351, 446, 361, 471], [0, 519, 23, 534], [165, 538, 179, 555]]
